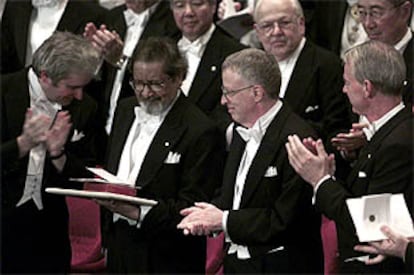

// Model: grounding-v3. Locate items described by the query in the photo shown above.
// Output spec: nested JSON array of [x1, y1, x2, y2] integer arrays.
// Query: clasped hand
[[18, 109, 72, 158], [177, 202, 223, 236]]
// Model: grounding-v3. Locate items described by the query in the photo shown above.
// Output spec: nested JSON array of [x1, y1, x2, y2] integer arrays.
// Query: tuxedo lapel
[[240, 105, 290, 207], [106, 100, 135, 173], [4, 70, 31, 138], [13, 3, 33, 65], [187, 29, 222, 103], [283, 41, 317, 111], [136, 96, 187, 188]]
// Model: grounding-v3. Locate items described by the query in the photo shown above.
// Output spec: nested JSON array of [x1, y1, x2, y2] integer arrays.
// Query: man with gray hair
[[1, 31, 101, 273], [178, 48, 323, 273], [286, 40, 412, 273]]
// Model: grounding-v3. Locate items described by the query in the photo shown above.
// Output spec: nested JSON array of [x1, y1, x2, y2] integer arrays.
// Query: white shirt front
[[25, 0, 68, 66], [113, 92, 178, 226], [178, 24, 215, 96], [278, 38, 305, 98], [16, 68, 61, 210], [224, 100, 283, 259]]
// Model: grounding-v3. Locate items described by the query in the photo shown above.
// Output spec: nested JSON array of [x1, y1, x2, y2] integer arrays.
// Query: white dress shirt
[[178, 24, 215, 96], [223, 100, 283, 259], [16, 68, 61, 210], [25, 0, 68, 66], [113, 92, 179, 226]]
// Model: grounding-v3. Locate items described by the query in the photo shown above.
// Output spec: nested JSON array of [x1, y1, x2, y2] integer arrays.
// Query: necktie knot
[[124, 9, 144, 27], [134, 106, 160, 125], [236, 126, 261, 142]]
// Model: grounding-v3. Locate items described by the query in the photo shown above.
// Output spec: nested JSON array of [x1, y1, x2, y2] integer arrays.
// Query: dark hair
[[130, 37, 188, 80]]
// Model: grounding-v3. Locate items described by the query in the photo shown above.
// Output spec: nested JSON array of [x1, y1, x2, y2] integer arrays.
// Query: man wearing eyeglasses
[[178, 48, 323, 274], [83, 0, 180, 163], [253, 0, 352, 173], [96, 37, 225, 273]]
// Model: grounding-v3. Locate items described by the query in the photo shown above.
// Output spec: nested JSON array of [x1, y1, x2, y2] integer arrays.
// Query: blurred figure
[[286, 40, 412, 274], [178, 48, 323, 274], [98, 37, 225, 273], [1, 0, 106, 74], [354, 225, 413, 273], [1, 32, 101, 273]]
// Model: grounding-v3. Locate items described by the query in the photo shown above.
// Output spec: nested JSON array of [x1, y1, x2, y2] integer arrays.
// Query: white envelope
[[346, 193, 414, 242]]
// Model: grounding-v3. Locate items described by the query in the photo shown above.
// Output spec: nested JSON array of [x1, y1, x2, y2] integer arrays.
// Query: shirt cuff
[[222, 210, 233, 243], [312, 174, 335, 204], [136, 205, 152, 229]]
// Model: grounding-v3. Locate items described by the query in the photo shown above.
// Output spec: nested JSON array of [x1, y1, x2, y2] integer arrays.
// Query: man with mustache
[[97, 37, 225, 273]]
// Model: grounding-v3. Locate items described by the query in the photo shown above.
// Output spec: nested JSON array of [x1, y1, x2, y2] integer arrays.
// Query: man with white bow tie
[[1, 0, 106, 74], [1, 32, 101, 273], [171, 0, 245, 131], [178, 48, 323, 274], [83, 0, 180, 163], [97, 37, 225, 273]]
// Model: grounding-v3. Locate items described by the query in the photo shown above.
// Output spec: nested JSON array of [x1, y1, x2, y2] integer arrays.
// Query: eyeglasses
[[129, 77, 170, 93], [357, 2, 405, 21], [255, 17, 298, 35], [171, 0, 208, 10], [221, 85, 254, 99]]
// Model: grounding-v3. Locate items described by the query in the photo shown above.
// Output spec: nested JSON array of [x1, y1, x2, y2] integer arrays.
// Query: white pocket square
[[71, 129, 85, 142], [358, 171, 367, 178], [264, 166, 278, 177], [305, 105, 319, 113], [164, 151, 181, 164]]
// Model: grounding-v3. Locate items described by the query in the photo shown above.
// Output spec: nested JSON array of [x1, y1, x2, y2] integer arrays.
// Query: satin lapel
[[283, 41, 317, 112], [4, 69, 31, 138], [57, 2, 85, 33], [403, 36, 413, 85], [140, 2, 171, 39], [187, 29, 221, 103], [106, 101, 135, 173], [135, 96, 187, 189], [240, 105, 290, 207], [221, 128, 247, 208]]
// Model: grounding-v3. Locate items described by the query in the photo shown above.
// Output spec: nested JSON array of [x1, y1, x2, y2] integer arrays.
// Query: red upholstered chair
[[66, 197, 106, 273], [321, 215, 340, 275], [205, 232, 225, 275]]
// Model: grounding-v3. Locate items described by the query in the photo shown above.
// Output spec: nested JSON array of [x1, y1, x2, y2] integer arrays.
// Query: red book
[[83, 182, 137, 197]]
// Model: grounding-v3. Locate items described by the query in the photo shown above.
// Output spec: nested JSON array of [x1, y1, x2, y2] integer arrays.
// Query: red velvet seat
[[66, 197, 106, 273]]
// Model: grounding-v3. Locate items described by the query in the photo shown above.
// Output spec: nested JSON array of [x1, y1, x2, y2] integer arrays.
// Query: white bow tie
[[134, 106, 160, 125], [178, 39, 204, 57], [124, 9, 144, 27], [236, 126, 261, 143]]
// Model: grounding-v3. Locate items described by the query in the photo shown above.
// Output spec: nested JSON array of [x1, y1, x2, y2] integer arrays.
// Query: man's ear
[[39, 70, 51, 85], [253, 85, 265, 102], [363, 79, 375, 98]]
